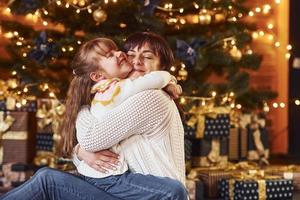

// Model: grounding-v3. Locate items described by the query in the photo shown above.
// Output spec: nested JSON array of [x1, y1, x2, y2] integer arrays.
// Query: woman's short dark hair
[[124, 32, 174, 71]]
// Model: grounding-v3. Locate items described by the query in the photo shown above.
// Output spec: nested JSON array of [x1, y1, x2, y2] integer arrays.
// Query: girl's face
[[98, 49, 132, 79], [127, 43, 161, 79]]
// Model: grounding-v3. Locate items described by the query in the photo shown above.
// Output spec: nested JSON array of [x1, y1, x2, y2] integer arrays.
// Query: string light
[[267, 23, 274, 29], [275, 41, 280, 47], [275, 0, 281, 4], [279, 102, 285, 108], [170, 66, 176, 72], [287, 45, 292, 50], [295, 100, 300, 106], [12, 71, 17, 76], [56, 1, 62, 6], [16, 102, 22, 108], [255, 7, 261, 13], [65, 3, 70, 8], [76, 9, 80, 13], [236, 104, 242, 109], [49, 92, 56, 98], [22, 53, 27, 57], [43, 21, 48, 26], [180, 97, 186, 104], [211, 91, 217, 97], [193, 3, 199, 9], [21, 99, 27, 105], [285, 53, 291, 59], [249, 11, 254, 16], [273, 102, 278, 108]]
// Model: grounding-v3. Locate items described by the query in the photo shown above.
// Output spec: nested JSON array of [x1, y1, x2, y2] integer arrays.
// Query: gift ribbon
[[187, 106, 231, 138], [36, 100, 65, 134], [2, 131, 28, 140], [0, 112, 15, 163]]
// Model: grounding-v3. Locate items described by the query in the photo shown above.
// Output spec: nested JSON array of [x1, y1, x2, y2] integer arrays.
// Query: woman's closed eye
[[106, 52, 114, 58]]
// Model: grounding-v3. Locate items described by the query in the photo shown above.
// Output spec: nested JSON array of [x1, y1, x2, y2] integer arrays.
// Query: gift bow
[[187, 106, 231, 138], [36, 100, 65, 134], [0, 112, 15, 163]]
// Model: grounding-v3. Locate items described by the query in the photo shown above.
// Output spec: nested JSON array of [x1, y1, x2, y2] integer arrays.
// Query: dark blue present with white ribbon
[[219, 178, 293, 200]]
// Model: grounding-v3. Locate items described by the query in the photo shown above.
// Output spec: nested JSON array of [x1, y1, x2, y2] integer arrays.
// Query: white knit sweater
[[74, 90, 185, 185]]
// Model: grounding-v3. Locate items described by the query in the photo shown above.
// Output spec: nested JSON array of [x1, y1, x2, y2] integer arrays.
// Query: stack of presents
[[0, 94, 69, 194], [183, 99, 298, 200]]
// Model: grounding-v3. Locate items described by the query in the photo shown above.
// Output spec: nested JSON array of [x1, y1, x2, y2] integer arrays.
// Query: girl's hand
[[77, 146, 119, 173], [164, 83, 182, 99]]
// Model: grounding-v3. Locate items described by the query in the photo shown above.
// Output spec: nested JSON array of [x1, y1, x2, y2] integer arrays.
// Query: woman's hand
[[164, 83, 182, 99], [77, 146, 119, 173]]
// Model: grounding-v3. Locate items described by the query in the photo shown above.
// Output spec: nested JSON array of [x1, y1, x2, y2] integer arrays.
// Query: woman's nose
[[132, 55, 142, 66]]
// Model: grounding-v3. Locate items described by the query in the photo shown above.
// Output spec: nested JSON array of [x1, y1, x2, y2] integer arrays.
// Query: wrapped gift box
[[191, 137, 228, 167], [2, 111, 36, 164], [186, 179, 204, 200], [1, 163, 34, 187], [184, 113, 231, 139], [265, 165, 300, 191], [219, 178, 293, 200], [188, 168, 233, 198]]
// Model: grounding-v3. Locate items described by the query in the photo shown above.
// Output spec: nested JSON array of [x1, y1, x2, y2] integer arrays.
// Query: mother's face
[[127, 43, 160, 79]]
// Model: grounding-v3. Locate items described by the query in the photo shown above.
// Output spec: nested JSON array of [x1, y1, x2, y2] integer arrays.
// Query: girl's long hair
[[61, 38, 117, 156]]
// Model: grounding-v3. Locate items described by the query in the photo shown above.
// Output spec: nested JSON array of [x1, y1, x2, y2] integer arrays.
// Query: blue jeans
[[83, 171, 188, 200], [0, 167, 121, 200]]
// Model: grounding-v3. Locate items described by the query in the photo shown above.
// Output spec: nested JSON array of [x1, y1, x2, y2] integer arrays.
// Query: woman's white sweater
[[74, 90, 185, 185]]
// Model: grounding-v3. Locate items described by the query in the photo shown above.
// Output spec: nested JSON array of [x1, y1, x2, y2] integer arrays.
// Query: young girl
[[61, 38, 184, 199]]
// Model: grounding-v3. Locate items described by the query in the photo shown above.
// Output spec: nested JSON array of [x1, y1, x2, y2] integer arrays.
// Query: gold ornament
[[78, 0, 86, 7], [198, 9, 212, 25], [214, 12, 226, 23], [178, 68, 188, 81], [93, 8, 107, 24], [229, 46, 242, 61]]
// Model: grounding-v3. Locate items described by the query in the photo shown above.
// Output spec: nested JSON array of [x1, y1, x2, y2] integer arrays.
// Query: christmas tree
[[0, 0, 276, 109]]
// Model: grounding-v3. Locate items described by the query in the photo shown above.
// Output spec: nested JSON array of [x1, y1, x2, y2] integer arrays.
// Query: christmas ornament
[[176, 38, 206, 67], [93, 8, 107, 24], [9, 0, 44, 15], [139, 0, 161, 16], [29, 31, 58, 64], [178, 67, 188, 81], [78, 0, 86, 7], [198, 9, 212, 25], [213, 11, 226, 23], [229, 46, 242, 61]]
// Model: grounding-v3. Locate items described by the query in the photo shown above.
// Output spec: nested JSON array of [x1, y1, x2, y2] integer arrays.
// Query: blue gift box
[[219, 178, 293, 200]]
